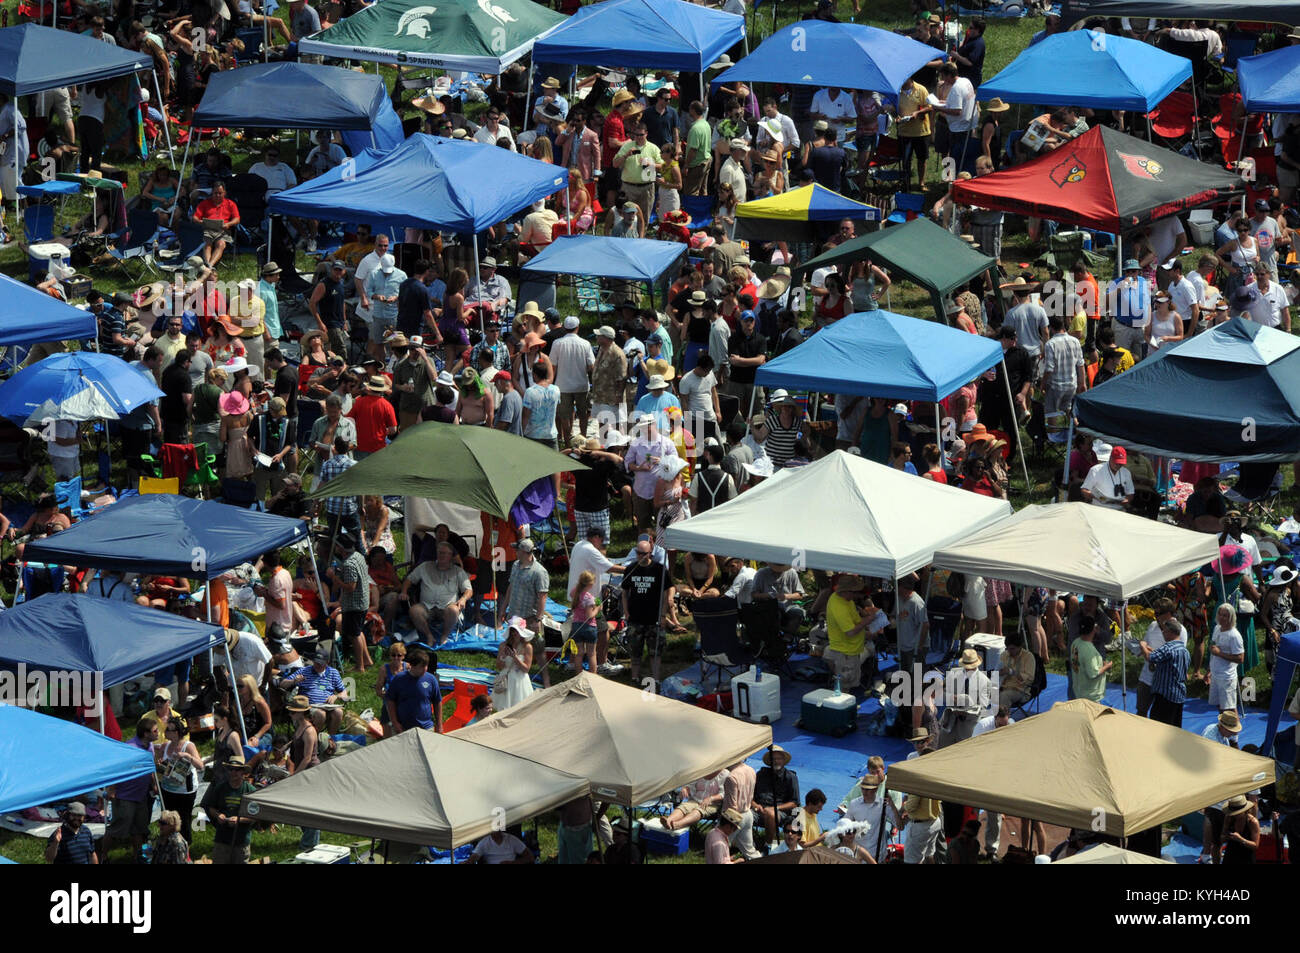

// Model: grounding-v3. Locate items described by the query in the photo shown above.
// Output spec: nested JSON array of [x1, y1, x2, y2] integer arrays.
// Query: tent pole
[[264, 13, 270, 64], [472, 231, 484, 338], [934, 402, 944, 470], [1146, 114, 1152, 143], [205, 594, 215, 694], [223, 640, 248, 745], [1059, 414, 1074, 503], [1236, 117, 1249, 214], [1119, 598, 1128, 713], [874, 777, 890, 861], [1190, 84, 1201, 155], [523, 62, 535, 134], [150, 71, 174, 165], [743, 385, 757, 437], [172, 136, 194, 228], [307, 544, 332, 652], [1000, 357, 1030, 492], [699, 74, 705, 116]]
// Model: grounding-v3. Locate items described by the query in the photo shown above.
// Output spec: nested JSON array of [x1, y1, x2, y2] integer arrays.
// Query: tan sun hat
[[959, 648, 982, 670], [983, 97, 1011, 113]]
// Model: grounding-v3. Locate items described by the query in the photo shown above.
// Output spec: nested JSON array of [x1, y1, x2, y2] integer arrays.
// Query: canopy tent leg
[[1115, 234, 1122, 288], [307, 544, 332, 657], [150, 70, 174, 166], [171, 135, 195, 228], [205, 595, 215, 693], [934, 402, 945, 470], [1146, 114, 1153, 143], [1000, 357, 1030, 492], [472, 231, 485, 337], [874, 778, 890, 860], [1191, 84, 1201, 155], [264, 15, 270, 64], [742, 385, 757, 437], [1120, 598, 1129, 713], [1060, 414, 1074, 503], [223, 641, 248, 744], [522, 62, 535, 134], [1236, 118, 1249, 214], [699, 74, 705, 116]]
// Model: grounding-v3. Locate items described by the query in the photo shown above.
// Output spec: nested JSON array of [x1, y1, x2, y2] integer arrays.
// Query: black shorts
[[341, 610, 365, 640]]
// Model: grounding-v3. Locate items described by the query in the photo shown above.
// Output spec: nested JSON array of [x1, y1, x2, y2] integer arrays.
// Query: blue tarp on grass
[[532, 0, 744, 73], [0, 705, 156, 815], [269, 134, 567, 233], [24, 494, 309, 578]]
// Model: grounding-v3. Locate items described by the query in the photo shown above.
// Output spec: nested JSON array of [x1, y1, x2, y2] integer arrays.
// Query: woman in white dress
[[494, 621, 535, 709]]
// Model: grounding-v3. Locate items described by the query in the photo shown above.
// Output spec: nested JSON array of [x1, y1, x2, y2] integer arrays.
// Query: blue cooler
[[638, 819, 690, 855]]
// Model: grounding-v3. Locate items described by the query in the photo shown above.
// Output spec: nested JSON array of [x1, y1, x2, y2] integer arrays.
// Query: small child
[[569, 570, 600, 676]]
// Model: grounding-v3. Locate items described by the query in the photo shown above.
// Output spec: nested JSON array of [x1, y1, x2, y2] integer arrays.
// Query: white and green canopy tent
[[300, 0, 568, 73]]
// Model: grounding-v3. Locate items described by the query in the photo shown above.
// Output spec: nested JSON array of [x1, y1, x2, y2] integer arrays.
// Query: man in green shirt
[[201, 757, 257, 864], [614, 121, 663, 225], [390, 334, 437, 431], [683, 100, 713, 196], [1070, 617, 1113, 702]]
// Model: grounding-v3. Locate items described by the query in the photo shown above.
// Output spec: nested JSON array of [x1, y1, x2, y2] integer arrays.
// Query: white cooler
[[288, 845, 351, 864], [964, 633, 1005, 673], [28, 242, 71, 283], [731, 665, 782, 723]]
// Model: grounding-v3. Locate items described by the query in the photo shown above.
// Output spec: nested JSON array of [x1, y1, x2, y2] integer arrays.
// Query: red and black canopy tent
[[951, 125, 1245, 239]]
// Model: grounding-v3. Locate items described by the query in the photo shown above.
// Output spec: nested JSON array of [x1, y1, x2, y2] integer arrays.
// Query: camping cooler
[[731, 665, 782, 723], [28, 242, 70, 283], [637, 818, 690, 855], [798, 688, 858, 737], [964, 633, 1005, 673], [288, 845, 351, 864], [1187, 209, 1216, 246]]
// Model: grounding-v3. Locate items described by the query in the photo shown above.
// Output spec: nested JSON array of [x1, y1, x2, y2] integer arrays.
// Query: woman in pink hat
[[218, 390, 254, 482]]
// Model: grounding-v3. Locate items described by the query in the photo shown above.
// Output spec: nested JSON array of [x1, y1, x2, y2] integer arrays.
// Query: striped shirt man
[[1147, 637, 1190, 705], [318, 453, 357, 516], [296, 664, 346, 705]]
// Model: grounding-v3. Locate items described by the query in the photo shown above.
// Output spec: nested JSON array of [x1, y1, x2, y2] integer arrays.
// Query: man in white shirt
[[354, 232, 391, 356], [1080, 444, 1135, 510], [718, 139, 749, 204], [1247, 266, 1291, 330], [304, 131, 346, 177], [1164, 258, 1200, 332], [809, 86, 855, 144], [723, 556, 757, 606], [1158, 20, 1222, 58], [936, 63, 978, 174], [566, 526, 625, 676], [550, 316, 595, 441], [248, 145, 298, 201], [678, 354, 721, 437], [473, 107, 516, 151], [844, 777, 902, 861], [1146, 215, 1187, 282]]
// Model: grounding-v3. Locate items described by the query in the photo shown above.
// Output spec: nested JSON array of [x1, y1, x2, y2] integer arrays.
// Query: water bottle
[[753, 662, 762, 683], [834, 674, 842, 696]]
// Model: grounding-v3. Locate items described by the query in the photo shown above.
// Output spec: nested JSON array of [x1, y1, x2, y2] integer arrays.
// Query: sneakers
[[597, 662, 626, 676]]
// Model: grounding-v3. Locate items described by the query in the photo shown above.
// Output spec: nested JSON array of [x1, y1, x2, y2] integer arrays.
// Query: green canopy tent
[[795, 218, 997, 324], [299, 0, 568, 73], [305, 422, 584, 518]]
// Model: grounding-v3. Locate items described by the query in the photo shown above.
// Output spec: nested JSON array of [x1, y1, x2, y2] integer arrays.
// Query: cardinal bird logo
[[1049, 153, 1087, 188], [1117, 151, 1164, 180]]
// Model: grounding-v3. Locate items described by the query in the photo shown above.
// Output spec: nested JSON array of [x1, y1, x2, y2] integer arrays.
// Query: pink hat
[[219, 390, 249, 415], [1211, 543, 1251, 576]]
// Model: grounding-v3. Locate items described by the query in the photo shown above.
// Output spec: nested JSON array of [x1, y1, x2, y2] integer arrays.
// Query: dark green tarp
[[305, 422, 584, 518], [795, 218, 997, 324]]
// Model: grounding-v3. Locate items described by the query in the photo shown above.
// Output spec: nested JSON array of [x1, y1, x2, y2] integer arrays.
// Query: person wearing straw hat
[[532, 75, 569, 127], [199, 753, 256, 864], [635, 363, 681, 433], [1198, 709, 1246, 863], [1219, 794, 1260, 865], [1001, 275, 1048, 360], [754, 745, 801, 848], [938, 648, 996, 746], [822, 574, 886, 692]]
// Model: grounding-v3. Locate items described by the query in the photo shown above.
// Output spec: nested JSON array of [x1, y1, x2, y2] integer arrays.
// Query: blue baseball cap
[[740, 309, 756, 322]]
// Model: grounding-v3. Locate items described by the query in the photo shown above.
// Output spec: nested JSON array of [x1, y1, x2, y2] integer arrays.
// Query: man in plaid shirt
[[319, 435, 360, 540]]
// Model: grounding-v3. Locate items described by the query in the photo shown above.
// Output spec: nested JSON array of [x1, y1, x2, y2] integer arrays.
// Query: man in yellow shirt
[[822, 574, 887, 690], [896, 77, 933, 190], [229, 278, 269, 380]]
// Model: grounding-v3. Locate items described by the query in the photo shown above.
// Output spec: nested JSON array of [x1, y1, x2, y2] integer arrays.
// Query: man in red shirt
[[347, 376, 398, 459], [193, 181, 241, 268]]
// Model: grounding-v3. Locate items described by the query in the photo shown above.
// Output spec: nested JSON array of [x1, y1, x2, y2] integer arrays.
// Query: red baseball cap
[[1110, 446, 1127, 464]]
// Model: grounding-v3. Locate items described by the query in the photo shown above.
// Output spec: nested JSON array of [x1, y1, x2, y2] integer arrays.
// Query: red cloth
[[76, 693, 122, 741], [347, 394, 398, 453], [161, 443, 199, 480]]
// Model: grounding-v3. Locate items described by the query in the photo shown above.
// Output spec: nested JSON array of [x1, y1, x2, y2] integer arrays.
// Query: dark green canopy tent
[[796, 218, 997, 324], [306, 422, 584, 518]]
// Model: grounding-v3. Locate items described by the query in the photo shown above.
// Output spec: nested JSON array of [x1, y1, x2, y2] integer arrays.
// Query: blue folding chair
[[681, 194, 715, 231], [54, 476, 92, 520], [104, 207, 163, 280], [886, 192, 925, 225]]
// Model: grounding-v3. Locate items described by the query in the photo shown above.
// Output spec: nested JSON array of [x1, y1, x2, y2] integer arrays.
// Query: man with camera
[[613, 120, 662, 225]]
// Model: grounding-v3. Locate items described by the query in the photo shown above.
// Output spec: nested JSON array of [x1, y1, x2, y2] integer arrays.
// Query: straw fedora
[[644, 358, 675, 382], [762, 745, 792, 768], [365, 375, 388, 393], [959, 648, 982, 670], [1217, 710, 1242, 733], [983, 97, 1011, 113], [757, 273, 791, 300], [761, 148, 781, 164], [611, 89, 636, 108], [1226, 795, 1252, 816], [411, 90, 446, 115], [622, 101, 645, 119], [137, 281, 168, 311], [518, 300, 544, 321], [541, 76, 562, 90], [999, 275, 1039, 291], [286, 695, 312, 714], [836, 573, 866, 594], [909, 726, 930, 743]]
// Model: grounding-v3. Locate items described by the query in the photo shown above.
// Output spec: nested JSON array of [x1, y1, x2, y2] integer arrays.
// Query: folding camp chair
[[574, 275, 615, 315], [1224, 462, 1284, 523], [694, 596, 753, 691], [103, 207, 164, 280], [885, 192, 925, 225], [738, 599, 789, 671], [681, 194, 714, 232], [443, 679, 490, 732], [184, 443, 221, 498], [157, 222, 206, 277], [1010, 652, 1047, 718], [23, 203, 55, 244], [53, 476, 92, 520], [139, 476, 180, 495]]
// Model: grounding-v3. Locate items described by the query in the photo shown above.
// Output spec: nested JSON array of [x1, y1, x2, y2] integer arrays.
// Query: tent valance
[[1058, 0, 1300, 28]]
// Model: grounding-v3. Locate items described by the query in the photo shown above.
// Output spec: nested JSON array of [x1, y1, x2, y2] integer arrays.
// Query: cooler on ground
[[731, 665, 782, 723], [28, 242, 70, 283], [638, 818, 691, 855], [798, 688, 858, 737], [288, 844, 351, 864]]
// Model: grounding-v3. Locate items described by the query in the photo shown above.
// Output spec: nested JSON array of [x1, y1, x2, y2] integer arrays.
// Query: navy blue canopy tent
[[1239, 46, 1300, 113], [0, 705, 156, 816], [531, 0, 744, 73], [0, 594, 224, 688], [712, 21, 944, 101], [756, 310, 1028, 485], [0, 274, 97, 348], [24, 494, 309, 578], [1074, 318, 1300, 462], [0, 24, 152, 95], [977, 30, 1192, 112], [1058, 1, 1300, 28], [270, 134, 567, 233], [521, 235, 686, 299]]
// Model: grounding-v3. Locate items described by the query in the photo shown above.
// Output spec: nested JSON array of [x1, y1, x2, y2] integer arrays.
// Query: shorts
[[327, 326, 349, 358], [371, 315, 396, 342], [211, 840, 251, 865], [680, 800, 720, 819], [824, 645, 871, 690], [625, 621, 664, 659], [571, 620, 599, 644], [574, 509, 610, 540], [341, 609, 365, 640], [1208, 672, 1238, 710], [559, 390, 591, 420], [108, 797, 152, 838]]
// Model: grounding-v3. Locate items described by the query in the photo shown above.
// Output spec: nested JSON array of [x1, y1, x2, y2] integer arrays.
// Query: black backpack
[[945, 571, 966, 601]]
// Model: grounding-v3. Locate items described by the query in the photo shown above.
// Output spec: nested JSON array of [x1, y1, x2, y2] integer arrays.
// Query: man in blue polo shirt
[[278, 647, 349, 731], [386, 648, 443, 733], [1107, 258, 1151, 359], [45, 802, 97, 864]]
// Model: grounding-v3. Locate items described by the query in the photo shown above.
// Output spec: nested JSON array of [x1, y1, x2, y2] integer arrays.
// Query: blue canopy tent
[[0, 351, 163, 425], [712, 21, 945, 101], [0, 705, 157, 816], [0, 594, 224, 689], [976, 30, 1193, 112], [520, 235, 686, 307], [1239, 45, 1300, 113], [1261, 630, 1300, 761], [0, 274, 97, 350], [532, 0, 744, 105], [271, 134, 568, 290], [0, 25, 170, 208], [1073, 318, 1300, 463], [187, 62, 405, 199], [755, 310, 1028, 486]]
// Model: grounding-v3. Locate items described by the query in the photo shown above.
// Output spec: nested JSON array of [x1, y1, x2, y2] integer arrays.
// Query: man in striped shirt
[[318, 436, 360, 540], [1139, 618, 1190, 727]]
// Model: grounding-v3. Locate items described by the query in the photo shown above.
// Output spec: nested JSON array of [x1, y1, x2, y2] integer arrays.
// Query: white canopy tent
[[662, 451, 1013, 578], [932, 502, 1220, 710], [241, 731, 589, 850]]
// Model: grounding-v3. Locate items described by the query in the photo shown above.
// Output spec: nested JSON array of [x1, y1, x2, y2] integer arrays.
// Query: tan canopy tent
[[885, 700, 1274, 837], [458, 672, 772, 805], [745, 844, 860, 865], [1053, 844, 1173, 865], [240, 731, 589, 849], [932, 502, 1220, 601]]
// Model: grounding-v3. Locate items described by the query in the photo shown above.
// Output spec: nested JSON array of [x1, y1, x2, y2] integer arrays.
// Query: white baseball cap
[[380, 254, 395, 274], [563, 316, 580, 330]]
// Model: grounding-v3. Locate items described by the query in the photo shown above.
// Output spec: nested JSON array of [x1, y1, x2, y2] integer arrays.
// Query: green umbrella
[[306, 422, 585, 519]]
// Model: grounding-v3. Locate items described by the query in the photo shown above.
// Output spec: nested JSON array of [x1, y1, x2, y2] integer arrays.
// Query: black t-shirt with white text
[[621, 560, 667, 625]]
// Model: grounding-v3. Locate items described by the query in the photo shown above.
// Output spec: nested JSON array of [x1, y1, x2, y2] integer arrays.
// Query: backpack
[[945, 570, 966, 601]]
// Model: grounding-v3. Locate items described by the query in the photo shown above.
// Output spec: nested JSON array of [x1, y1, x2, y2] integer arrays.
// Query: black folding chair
[[694, 596, 753, 691], [1010, 652, 1048, 719], [739, 599, 789, 672]]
